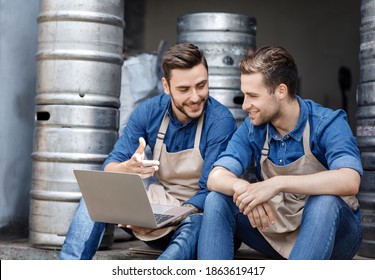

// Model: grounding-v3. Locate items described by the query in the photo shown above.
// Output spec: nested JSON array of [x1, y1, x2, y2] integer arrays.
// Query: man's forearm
[[278, 168, 360, 196], [207, 166, 239, 195]]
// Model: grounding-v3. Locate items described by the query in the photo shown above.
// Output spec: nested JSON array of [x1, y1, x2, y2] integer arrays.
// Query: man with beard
[[198, 46, 362, 260], [59, 43, 237, 260]]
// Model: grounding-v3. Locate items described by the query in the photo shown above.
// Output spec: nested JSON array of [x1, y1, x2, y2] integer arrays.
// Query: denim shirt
[[214, 96, 363, 180], [103, 93, 237, 210]]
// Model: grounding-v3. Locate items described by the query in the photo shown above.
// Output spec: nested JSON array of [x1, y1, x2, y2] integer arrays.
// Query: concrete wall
[[143, 0, 360, 130], [0, 0, 40, 238]]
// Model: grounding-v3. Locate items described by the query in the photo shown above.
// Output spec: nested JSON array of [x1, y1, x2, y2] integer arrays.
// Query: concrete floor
[[0, 238, 153, 260], [0, 238, 273, 260], [0, 237, 372, 260]]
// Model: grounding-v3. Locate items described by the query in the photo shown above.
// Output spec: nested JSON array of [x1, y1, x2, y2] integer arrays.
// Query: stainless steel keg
[[356, 0, 375, 259], [30, 0, 124, 248], [177, 12, 257, 126]]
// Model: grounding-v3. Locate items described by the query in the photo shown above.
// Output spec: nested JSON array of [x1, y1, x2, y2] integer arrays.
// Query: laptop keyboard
[[154, 213, 174, 224]]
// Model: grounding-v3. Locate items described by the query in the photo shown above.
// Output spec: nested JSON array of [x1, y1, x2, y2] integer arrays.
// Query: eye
[[197, 82, 207, 89], [246, 93, 257, 98]]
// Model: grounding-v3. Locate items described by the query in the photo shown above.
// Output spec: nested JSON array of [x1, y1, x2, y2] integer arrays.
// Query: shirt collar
[[268, 96, 308, 142]]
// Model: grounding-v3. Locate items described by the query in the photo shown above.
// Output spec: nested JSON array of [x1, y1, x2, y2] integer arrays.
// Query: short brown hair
[[239, 46, 299, 98], [162, 43, 208, 82]]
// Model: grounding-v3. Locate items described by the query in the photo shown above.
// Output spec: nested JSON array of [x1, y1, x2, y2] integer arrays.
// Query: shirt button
[[282, 143, 285, 146], [279, 159, 283, 163]]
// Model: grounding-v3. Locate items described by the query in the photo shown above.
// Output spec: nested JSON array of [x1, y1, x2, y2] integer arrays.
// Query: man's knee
[[181, 213, 202, 227], [205, 191, 230, 207], [305, 195, 342, 210], [303, 195, 345, 221]]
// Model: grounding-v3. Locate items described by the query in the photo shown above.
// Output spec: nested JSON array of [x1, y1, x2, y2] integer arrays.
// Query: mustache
[[185, 98, 207, 106]]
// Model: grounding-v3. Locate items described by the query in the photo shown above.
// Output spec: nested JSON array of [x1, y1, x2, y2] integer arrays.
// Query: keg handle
[[36, 111, 50, 121], [233, 96, 244, 105], [222, 56, 234, 66]]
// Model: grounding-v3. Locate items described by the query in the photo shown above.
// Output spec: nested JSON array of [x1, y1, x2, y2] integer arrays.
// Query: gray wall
[[0, 0, 40, 238], [143, 0, 360, 130]]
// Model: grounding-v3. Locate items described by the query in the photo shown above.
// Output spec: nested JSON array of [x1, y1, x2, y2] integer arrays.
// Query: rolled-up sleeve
[[213, 121, 255, 177], [317, 110, 363, 176]]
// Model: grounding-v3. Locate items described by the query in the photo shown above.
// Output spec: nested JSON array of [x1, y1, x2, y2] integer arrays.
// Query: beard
[[250, 104, 282, 127], [170, 95, 208, 121]]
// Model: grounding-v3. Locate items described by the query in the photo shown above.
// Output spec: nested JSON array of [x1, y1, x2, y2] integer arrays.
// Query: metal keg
[[361, 0, 375, 27], [359, 22, 375, 83], [356, 108, 375, 149], [30, 105, 119, 248], [356, 0, 375, 259], [177, 12, 257, 126], [36, 0, 124, 107], [30, 0, 124, 249], [359, 1, 375, 84], [357, 190, 375, 258]]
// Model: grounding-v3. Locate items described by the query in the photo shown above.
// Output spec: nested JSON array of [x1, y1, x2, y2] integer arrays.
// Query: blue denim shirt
[[214, 96, 363, 180], [103, 93, 237, 210]]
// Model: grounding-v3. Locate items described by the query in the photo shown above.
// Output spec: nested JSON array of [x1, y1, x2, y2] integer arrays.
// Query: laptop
[[73, 169, 193, 228]]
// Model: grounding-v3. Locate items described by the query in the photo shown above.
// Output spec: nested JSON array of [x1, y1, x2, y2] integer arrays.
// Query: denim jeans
[[198, 191, 362, 260], [59, 199, 106, 260], [157, 214, 202, 260], [59, 198, 202, 260]]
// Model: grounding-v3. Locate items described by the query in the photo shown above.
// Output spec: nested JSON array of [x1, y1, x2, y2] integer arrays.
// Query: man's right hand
[[233, 180, 275, 230], [118, 224, 156, 235], [105, 137, 159, 178]]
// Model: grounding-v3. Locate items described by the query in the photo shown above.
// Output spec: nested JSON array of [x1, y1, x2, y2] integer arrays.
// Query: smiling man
[[198, 46, 363, 260], [59, 43, 237, 260]]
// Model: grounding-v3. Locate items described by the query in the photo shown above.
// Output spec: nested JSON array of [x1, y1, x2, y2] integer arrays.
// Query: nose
[[190, 89, 200, 102], [242, 95, 250, 111]]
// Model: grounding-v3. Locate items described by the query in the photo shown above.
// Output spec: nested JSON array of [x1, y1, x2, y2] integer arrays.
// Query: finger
[[141, 159, 160, 167], [247, 211, 257, 228], [233, 185, 246, 203], [130, 157, 143, 168], [235, 192, 246, 209], [233, 190, 239, 203], [256, 205, 269, 230], [243, 200, 253, 215], [262, 202, 276, 225], [251, 207, 262, 229], [134, 137, 146, 157], [138, 167, 158, 179], [130, 226, 153, 235], [243, 193, 261, 215], [237, 193, 253, 213], [134, 153, 143, 162]]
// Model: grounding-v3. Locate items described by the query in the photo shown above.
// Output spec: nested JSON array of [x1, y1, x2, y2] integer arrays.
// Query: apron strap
[[260, 124, 270, 167], [153, 112, 205, 161], [302, 120, 311, 154], [194, 113, 204, 148], [260, 120, 311, 167], [153, 113, 170, 161]]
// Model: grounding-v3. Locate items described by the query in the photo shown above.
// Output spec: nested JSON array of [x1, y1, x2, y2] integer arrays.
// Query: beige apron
[[134, 112, 204, 241], [259, 120, 359, 258]]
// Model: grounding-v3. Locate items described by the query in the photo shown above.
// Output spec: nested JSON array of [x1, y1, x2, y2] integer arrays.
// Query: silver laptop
[[73, 169, 193, 228]]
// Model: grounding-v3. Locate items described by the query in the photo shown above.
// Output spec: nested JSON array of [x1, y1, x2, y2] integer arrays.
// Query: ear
[[277, 84, 288, 100], [162, 77, 170, 95]]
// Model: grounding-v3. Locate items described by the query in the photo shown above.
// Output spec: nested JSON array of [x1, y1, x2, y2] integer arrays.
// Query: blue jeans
[[157, 214, 202, 260], [198, 192, 362, 260], [59, 198, 202, 260]]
